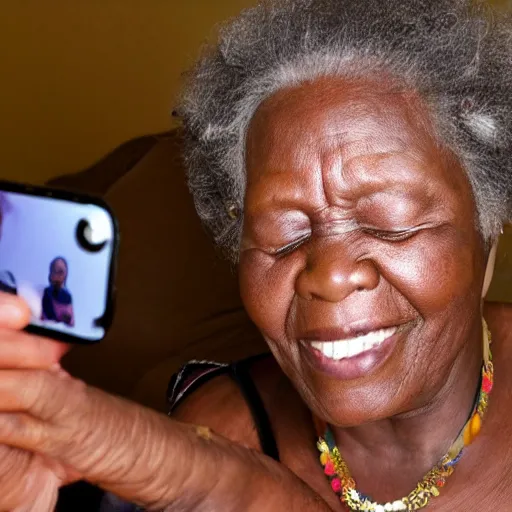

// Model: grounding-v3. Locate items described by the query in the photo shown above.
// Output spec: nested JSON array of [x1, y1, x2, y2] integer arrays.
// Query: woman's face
[[239, 77, 487, 426], [50, 259, 67, 288]]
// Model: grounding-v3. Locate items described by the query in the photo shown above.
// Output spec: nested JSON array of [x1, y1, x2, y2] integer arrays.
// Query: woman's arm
[[0, 291, 331, 511], [0, 370, 331, 511], [118, 404, 330, 511]]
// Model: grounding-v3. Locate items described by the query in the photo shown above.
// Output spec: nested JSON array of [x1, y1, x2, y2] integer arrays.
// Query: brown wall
[[0, 0, 255, 184], [1, 0, 509, 185]]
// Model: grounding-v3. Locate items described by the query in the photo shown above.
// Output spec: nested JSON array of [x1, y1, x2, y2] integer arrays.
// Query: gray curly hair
[[177, 0, 512, 262]]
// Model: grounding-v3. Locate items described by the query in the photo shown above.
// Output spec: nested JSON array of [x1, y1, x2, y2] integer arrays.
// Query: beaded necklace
[[316, 332, 494, 512]]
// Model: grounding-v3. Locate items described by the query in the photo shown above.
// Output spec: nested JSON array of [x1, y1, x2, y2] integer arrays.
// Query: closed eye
[[363, 228, 419, 242], [273, 234, 310, 256]]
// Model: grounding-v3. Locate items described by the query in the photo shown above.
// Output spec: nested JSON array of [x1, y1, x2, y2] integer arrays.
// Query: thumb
[[0, 293, 30, 330]]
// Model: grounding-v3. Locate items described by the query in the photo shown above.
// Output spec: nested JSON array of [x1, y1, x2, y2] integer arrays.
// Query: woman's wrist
[[95, 404, 330, 511], [142, 418, 331, 512]]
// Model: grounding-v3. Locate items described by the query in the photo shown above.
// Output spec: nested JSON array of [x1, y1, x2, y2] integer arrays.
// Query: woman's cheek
[[378, 229, 481, 314], [239, 249, 300, 341]]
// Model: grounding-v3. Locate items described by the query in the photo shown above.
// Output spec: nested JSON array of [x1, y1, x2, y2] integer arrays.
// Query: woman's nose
[[295, 241, 380, 302]]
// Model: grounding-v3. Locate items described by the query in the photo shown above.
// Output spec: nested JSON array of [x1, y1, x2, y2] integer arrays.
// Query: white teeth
[[323, 341, 333, 358], [333, 342, 348, 359], [310, 327, 397, 360]]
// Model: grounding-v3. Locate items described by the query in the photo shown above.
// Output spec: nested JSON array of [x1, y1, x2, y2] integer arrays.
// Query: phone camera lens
[[76, 219, 107, 253]]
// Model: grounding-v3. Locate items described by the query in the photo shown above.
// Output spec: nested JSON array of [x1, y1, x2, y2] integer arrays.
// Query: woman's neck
[[327, 329, 483, 499]]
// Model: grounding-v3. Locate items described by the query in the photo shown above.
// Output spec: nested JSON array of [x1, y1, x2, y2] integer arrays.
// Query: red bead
[[331, 478, 342, 493], [324, 461, 336, 476], [482, 375, 493, 394], [436, 479, 445, 487]]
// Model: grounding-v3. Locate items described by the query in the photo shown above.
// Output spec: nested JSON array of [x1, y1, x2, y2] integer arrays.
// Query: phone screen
[[0, 183, 118, 343]]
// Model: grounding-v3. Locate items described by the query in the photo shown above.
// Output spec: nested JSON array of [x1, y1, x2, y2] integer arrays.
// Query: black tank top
[[167, 353, 280, 461]]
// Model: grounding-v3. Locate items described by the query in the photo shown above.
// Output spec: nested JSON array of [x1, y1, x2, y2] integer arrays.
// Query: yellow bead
[[320, 452, 329, 465], [463, 413, 482, 446], [470, 413, 482, 438]]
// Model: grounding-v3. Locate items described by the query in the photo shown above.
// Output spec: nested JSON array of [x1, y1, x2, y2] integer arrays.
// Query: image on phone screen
[[0, 189, 116, 342]]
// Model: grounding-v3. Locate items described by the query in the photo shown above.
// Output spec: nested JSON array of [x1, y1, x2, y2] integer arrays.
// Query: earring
[[225, 201, 240, 220], [482, 317, 492, 367]]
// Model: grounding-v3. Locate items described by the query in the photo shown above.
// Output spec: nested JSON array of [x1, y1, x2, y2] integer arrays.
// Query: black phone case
[[0, 180, 119, 344]]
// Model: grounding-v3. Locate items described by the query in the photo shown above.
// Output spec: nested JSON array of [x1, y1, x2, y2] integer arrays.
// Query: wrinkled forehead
[[247, 77, 437, 174], [244, 76, 466, 202]]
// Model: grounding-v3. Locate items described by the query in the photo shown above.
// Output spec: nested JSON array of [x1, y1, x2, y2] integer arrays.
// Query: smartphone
[[0, 180, 119, 344]]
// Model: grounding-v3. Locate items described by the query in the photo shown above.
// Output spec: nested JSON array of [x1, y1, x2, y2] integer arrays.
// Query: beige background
[[0, 0, 255, 185]]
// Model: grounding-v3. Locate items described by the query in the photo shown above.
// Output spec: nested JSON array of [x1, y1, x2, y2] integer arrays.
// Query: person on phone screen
[[41, 257, 74, 327]]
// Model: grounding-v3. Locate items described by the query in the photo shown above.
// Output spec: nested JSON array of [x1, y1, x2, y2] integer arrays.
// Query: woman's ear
[[482, 239, 499, 298]]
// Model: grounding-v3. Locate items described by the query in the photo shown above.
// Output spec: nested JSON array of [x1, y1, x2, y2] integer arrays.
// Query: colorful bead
[[316, 345, 494, 511], [470, 413, 482, 438], [463, 412, 483, 446], [331, 478, 342, 493], [324, 460, 336, 476], [482, 375, 493, 393]]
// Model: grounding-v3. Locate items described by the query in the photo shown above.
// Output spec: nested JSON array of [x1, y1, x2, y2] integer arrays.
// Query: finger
[[11, 454, 61, 512], [0, 413, 74, 500], [0, 329, 70, 369], [0, 404, 97, 484], [0, 444, 32, 511], [0, 369, 82, 421], [0, 417, 81, 506], [0, 443, 58, 512], [0, 412, 48, 455], [0, 293, 31, 329], [13, 472, 59, 512]]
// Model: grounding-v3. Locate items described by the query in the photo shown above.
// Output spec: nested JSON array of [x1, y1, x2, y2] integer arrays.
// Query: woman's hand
[[0, 292, 72, 511], [0, 293, 174, 510], [0, 293, 331, 511]]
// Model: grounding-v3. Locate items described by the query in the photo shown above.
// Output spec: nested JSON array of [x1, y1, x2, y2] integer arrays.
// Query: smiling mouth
[[309, 326, 398, 360]]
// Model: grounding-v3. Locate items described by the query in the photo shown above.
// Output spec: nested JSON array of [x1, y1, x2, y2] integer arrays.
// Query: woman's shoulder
[[169, 354, 287, 453]]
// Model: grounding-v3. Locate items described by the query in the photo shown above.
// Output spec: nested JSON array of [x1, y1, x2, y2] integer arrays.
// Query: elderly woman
[[0, 0, 511, 510]]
